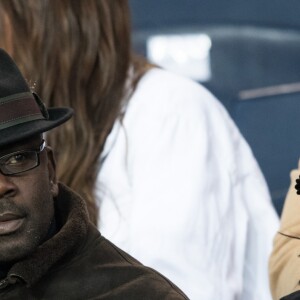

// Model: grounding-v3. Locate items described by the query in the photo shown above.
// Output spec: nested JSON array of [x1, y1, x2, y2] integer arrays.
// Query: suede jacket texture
[[0, 183, 188, 299]]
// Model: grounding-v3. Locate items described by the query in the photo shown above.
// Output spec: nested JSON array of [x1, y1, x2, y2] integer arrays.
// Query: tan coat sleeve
[[270, 169, 300, 299]]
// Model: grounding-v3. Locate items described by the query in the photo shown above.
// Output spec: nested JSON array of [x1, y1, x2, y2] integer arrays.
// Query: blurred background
[[129, 0, 300, 216]]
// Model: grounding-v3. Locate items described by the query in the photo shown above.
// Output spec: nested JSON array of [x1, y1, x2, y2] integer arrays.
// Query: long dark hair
[[0, 0, 150, 225]]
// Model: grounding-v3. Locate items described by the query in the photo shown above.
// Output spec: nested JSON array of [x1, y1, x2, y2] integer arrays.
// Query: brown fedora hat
[[0, 48, 73, 147]]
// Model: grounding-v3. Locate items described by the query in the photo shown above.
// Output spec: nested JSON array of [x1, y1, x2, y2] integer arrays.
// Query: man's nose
[[0, 173, 16, 198]]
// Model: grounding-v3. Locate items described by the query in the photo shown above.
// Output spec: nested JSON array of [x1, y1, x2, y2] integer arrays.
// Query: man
[[0, 48, 188, 299], [269, 167, 300, 300]]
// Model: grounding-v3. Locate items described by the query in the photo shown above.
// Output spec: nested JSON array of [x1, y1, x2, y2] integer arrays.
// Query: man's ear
[[46, 146, 59, 197]]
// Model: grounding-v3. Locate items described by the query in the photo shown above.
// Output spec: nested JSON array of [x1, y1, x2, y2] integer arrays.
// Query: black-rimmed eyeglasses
[[0, 140, 46, 175]]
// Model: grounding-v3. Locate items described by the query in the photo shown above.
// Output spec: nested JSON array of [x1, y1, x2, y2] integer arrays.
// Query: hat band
[[0, 92, 45, 130]]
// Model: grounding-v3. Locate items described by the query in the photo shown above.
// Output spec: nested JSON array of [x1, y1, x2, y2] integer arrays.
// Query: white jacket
[[97, 68, 279, 299]]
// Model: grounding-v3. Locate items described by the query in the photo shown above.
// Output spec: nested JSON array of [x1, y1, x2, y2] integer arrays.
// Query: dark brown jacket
[[0, 184, 188, 299]]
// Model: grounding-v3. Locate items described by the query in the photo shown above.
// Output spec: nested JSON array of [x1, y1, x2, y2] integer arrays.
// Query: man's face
[[0, 135, 58, 263]]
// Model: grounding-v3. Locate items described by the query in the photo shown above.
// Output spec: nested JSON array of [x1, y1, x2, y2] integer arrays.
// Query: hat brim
[[0, 107, 73, 147]]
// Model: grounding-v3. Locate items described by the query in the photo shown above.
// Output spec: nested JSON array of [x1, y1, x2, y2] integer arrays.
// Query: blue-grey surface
[[128, 1, 300, 215], [129, 0, 300, 31]]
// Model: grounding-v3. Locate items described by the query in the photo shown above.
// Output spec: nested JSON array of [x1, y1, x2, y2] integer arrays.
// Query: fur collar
[[6, 183, 89, 287]]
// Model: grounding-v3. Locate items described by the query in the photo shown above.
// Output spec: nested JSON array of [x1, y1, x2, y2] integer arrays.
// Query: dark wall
[[129, 0, 300, 31], [128, 1, 300, 216]]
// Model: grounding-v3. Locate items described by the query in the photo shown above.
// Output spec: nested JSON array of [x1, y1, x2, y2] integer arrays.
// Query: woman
[[0, 1, 279, 299]]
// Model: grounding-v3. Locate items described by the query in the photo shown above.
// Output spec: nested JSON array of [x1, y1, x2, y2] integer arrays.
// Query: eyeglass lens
[[0, 151, 40, 175], [0, 140, 45, 175]]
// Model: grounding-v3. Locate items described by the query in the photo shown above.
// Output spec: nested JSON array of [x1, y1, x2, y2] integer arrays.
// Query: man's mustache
[[0, 198, 26, 217]]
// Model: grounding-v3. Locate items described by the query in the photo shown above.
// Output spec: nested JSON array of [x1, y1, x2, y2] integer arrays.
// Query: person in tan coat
[[269, 166, 300, 299]]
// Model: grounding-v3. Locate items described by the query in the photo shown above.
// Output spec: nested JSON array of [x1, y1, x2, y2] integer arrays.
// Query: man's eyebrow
[[0, 141, 41, 156]]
